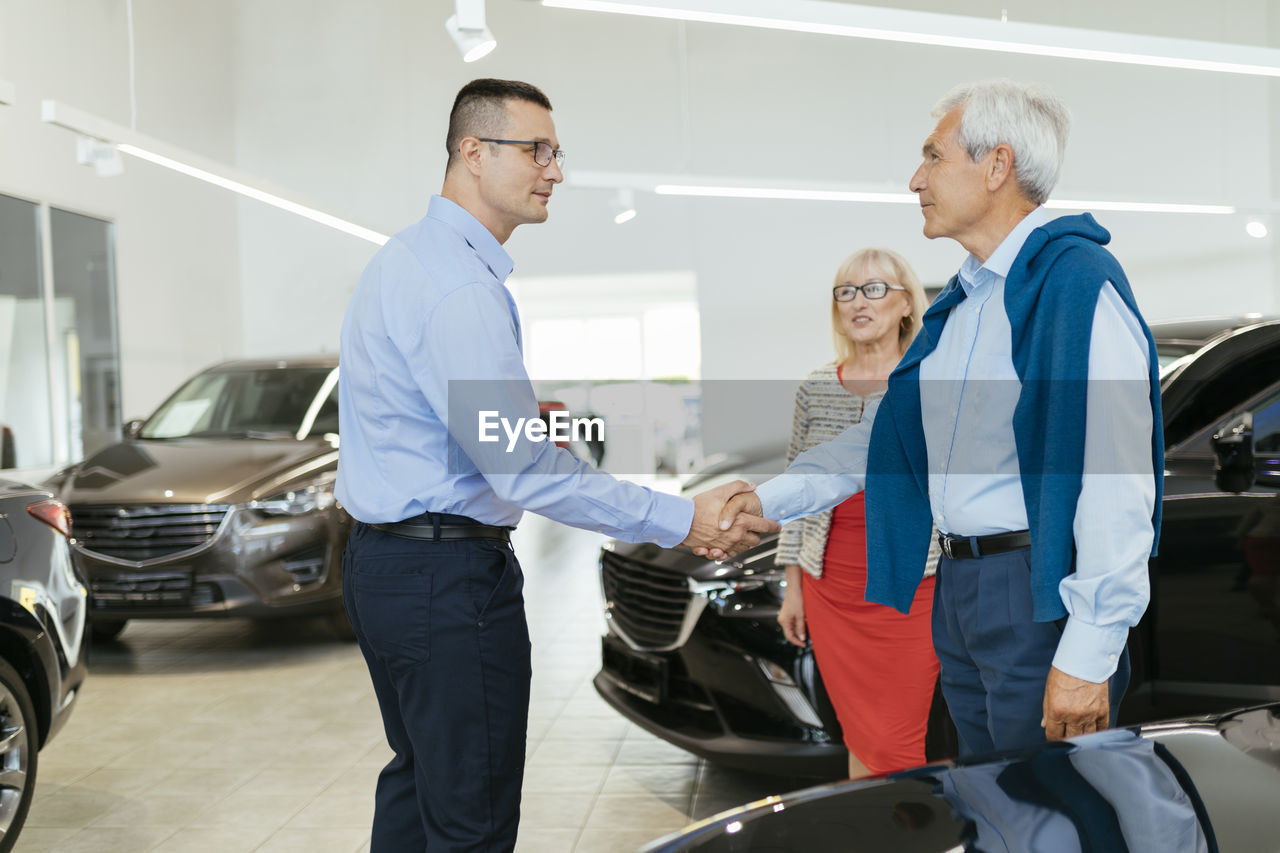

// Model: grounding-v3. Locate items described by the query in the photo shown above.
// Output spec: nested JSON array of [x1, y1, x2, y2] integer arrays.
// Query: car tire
[[0, 658, 38, 853], [89, 618, 127, 643]]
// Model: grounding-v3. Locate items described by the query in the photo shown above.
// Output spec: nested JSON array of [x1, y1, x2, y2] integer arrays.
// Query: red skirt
[[803, 492, 939, 775]]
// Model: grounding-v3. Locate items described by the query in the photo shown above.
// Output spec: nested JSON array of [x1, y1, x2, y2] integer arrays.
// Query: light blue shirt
[[757, 207, 1155, 682], [336, 195, 693, 547]]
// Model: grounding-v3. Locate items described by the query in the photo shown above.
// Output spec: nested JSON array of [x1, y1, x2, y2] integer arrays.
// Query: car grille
[[71, 504, 230, 562], [600, 550, 694, 650], [91, 571, 193, 606]]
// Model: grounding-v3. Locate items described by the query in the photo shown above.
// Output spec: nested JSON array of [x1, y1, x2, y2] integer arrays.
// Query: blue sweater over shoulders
[[863, 213, 1164, 621]]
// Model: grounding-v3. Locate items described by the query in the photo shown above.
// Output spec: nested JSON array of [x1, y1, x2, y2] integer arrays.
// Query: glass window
[[0, 194, 54, 469], [49, 209, 121, 462]]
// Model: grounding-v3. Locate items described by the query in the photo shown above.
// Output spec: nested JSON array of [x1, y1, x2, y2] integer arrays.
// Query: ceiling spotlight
[[446, 0, 497, 62], [1246, 220, 1269, 238], [611, 189, 637, 224], [75, 134, 123, 178]]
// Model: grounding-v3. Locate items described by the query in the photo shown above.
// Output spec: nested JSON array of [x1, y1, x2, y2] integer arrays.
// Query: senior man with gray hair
[[715, 80, 1163, 756]]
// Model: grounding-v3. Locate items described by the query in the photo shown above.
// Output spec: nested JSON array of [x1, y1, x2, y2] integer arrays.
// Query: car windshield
[[140, 366, 338, 440]]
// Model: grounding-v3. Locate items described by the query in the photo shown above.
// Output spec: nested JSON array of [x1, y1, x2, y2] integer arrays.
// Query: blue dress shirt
[[336, 195, 693, 547], [757, 207, 1155, 682]]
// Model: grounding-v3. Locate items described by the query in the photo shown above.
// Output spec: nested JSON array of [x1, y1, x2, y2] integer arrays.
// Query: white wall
[[224, 0, 1279, 453], [0, 0, 243, 424], [4, 0, 1278, 461]]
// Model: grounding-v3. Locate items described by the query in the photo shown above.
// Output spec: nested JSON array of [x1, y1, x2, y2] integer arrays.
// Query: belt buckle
[[941, 536, 954, 559]]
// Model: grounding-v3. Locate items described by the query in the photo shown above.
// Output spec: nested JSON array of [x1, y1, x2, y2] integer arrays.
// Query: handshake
[[678, 480, 777, 560]]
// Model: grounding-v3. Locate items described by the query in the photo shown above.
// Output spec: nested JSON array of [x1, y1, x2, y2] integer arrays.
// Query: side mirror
[[1212, 413, 1255, 493], [123, 419, 145, 440]]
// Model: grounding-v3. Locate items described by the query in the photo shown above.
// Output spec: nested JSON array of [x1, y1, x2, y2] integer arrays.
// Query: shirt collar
[[425, 195, 515, 281], [959, 206, 1054, 292]]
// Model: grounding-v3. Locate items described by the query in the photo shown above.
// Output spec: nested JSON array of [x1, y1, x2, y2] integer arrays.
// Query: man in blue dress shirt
[[714, 80, 1163, 758], [336, 79, 776, 851]]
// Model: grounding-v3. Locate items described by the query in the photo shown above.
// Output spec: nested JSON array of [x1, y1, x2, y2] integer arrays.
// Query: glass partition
[[0, 195, 54, 469], [0, 194, 119, 473]]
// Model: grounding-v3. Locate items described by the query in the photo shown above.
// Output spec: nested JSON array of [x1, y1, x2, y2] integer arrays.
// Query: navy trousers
[[931, 547, 1130, 757], [343, 522, 532, 852]]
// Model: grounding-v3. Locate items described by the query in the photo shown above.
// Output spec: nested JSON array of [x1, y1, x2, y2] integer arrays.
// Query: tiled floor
[[16, 515, 810, 852]]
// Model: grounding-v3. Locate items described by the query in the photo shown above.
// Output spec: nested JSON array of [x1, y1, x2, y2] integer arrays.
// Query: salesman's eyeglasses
[[832, 281, 906, 302], [477, 138, 566, 168]]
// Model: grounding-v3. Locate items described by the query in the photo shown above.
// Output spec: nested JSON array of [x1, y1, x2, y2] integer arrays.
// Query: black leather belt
[[937, 530, 1031, 560], [371, 515, 512, 543]]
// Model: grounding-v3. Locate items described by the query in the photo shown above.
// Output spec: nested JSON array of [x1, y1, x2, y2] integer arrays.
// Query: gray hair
[[933, 80, 1071, 205]]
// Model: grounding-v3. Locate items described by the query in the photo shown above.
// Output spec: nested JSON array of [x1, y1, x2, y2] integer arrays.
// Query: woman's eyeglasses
[[833, 281, 906, 302]]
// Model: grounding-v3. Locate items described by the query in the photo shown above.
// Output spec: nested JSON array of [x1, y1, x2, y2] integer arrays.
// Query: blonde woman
[[776, 247, 940, 779]]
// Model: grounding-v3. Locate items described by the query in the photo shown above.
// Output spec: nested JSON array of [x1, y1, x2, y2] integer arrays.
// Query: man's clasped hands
[[678, 481, 771, 560]]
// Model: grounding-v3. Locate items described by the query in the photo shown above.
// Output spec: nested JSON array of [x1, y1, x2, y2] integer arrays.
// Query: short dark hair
[[446, 79, 553, 168]]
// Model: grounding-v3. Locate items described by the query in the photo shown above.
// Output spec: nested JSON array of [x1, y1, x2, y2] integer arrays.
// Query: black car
[[595, 317, 1280, 777], [0, 478, 88, 851], [46, 357, 352, 642], [642, 703, 1280, 852]]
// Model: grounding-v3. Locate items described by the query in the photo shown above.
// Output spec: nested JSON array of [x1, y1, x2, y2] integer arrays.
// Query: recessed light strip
[[1046, 199, 1236, 215], [656, 185, 916, 204], [651, 184, 1234, 214], [542, 0, 1280, 78], [42, 100, 389, 246]]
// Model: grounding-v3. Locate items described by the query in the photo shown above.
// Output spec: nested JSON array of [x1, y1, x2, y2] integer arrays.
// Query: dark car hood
[[608, 534, 780, 583], [644, 705, 1280, 853], [58, 438, 338, 505]]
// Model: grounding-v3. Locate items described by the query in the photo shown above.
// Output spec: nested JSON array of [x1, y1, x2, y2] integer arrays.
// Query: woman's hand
[[777, 565, 807, 647]]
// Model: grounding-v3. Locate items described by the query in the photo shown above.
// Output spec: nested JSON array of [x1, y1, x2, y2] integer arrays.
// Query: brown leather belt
[[937, 530, 1031, 560], [371, 517, 512, 543]]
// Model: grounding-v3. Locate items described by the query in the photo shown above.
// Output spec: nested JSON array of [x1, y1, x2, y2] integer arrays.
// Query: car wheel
[[89, 618, 127, 643], [0, 659, 37, 853], [328, 606, 357, 643]]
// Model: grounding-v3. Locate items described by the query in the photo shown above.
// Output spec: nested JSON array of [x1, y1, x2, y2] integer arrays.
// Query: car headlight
[[728, 568, 787, 602], [250, 480, 336, 516]]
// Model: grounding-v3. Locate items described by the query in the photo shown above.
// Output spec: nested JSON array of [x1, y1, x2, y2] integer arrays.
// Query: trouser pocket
[[470, 541, 522, 624], [353, 567, 432, 673]]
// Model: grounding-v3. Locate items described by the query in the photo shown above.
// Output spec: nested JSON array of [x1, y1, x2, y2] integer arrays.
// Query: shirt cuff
[[642, 492, 696, 549], [1051, 617, 1130, 683], [755, 476, 798, 524]]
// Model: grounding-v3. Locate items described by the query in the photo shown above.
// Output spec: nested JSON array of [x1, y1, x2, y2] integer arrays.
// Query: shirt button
[[1109, 654, 1117, 660]]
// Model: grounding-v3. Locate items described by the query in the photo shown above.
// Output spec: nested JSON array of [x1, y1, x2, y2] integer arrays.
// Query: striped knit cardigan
[[775, 361, 940, 580]]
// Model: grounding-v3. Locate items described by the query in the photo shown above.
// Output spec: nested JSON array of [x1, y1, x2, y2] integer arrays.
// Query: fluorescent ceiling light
[[655, 184, 1233, 214], [656, 184, 915, 204], [543, 0, 1280, 78], [1044, 199, 1235, 215], [0, 79, 14, 106], [570, 172, 1234, 215], [42, 100, 388, 246]]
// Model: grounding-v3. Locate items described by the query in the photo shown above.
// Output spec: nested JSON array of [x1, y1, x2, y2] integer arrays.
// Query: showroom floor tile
[[16, 515, 811, 852]]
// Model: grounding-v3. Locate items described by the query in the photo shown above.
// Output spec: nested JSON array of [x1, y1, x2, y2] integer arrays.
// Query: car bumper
[[594, 628, 846, 778], [78, 506, 349, 620], [595, 671, 845, 777]]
